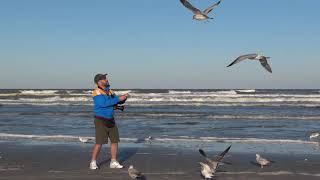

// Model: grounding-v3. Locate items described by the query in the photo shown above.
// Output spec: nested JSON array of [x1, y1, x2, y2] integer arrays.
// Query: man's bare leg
[[109, 142, 123, 168], [92, 144, 102, 161], [110, 143, 118, 160]]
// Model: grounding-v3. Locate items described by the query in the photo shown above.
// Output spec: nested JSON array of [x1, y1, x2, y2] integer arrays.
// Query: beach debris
[[48, 169, 65, 173], [0, 165, 24, 171], [199, 145, 232, 172], [78, 137, 91, 143], [227, 54, 272, 73], [310, 132, 320, 139], [128, 165, 143, 179], [145, 136, 154, 143], [256, 154, 270, 168], [180, 0, 222, 21], [199, 162, 214, 179]]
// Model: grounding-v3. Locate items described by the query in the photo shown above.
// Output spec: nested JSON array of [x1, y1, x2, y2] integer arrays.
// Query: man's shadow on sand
[[98, 147, 139, 167], [97, 147, 147, 179]]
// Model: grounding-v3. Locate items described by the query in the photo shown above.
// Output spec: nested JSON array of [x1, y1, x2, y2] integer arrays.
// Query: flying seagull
[[128, 165, 143, 179], [199, 145, 232, 172], [180, 0, 222, 21], [256, 154, 270, 168], [199, 162, 214, 179], [227, 54, 272, 73]]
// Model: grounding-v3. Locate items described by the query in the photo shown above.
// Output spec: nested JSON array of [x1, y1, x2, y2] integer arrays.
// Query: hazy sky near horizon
[[0, 0, 319, 89]]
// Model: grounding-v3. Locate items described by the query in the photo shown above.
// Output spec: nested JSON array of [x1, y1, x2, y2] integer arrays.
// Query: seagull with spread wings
[[199, 145, 232, 173], [180, 0, 222, 21], [227, 54, 273, 73]]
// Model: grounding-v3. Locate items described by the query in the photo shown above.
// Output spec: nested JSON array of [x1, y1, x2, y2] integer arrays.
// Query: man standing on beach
[[89, 73, 129, 170]]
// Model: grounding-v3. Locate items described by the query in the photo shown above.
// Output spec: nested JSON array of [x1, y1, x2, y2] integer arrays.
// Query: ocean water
[[0, 89, 320, 151]]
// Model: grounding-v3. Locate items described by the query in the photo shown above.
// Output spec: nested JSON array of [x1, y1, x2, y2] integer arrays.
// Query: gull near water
[[199, 162, 214, 179], [128, 165, 143, 179], [78, 137, 91, 143], [180, 0, 222, 21], [256, 154, 270, 168], [310, 132, 320, 139], [199, 145, 232, 174], [227, 54, 273, 73]]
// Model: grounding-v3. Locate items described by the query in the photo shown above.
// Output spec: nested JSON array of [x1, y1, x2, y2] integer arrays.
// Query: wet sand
[[0, 141, 320, 180]]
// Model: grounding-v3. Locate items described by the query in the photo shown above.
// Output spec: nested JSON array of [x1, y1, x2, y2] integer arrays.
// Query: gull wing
[[180, 0, 201, 14], [227, 54, 258, 67], [213, 145, 231, 162], [259, 58, 272, 73], [199, 149, 214, 164], [204, 0, 222, 15]]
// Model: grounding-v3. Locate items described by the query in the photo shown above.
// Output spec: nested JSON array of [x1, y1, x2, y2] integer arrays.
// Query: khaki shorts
[[94, 118, 120, 144]]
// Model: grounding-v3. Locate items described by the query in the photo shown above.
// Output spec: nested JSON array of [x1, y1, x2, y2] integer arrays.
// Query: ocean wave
[[138, 113, 320, 120], [236, 89, 256, 93], [1, 100, 320, 108], [19, 90, 58, 96], [155, 136, 319, 145], [114, 90, 132, 94], [206, 115, 320, 120], [127, 96, 320, 103], [0, 133, 318, 145], [214, 90, 238, 95], [0, 93, 18, 97], [18, 96, 91, 102], [129, 92, 320, 99], [168, 90, 192, 94]]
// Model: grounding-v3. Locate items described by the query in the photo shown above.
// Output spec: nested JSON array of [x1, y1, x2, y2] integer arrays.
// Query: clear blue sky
[[0, 0, 319, 89]]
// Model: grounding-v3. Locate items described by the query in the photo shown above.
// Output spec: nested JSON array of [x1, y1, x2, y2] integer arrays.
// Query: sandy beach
[[1, 141, 319, 180]]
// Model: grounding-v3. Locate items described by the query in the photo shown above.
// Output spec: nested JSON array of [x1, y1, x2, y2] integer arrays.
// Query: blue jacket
[[92, 88, 120, 119]]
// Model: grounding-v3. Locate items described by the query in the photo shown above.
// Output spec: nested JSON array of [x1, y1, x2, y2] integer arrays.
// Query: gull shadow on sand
[[250, 161, 261, 167], [200, 173, 217, 180], [221, 161, 232, 165], [136, 175, 147, 180], [250, 160, 275, 168]]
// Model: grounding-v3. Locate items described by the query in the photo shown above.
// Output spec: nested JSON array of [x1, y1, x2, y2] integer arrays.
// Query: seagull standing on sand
[[310, 132, 320, 139], [78, 137, 91, 143], [180, 0, 222, 21], [256, 154, 270, 168], [128, 165, 143, 179], [199, 162, 214, 179], [227, 54, 272, 73], [199, 145, 232, 172]]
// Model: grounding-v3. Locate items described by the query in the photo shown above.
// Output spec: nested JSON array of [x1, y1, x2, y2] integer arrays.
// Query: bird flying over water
[[199, 145, 231, 173], [180, 0, 222, 21], [227, 54, 272, 73]]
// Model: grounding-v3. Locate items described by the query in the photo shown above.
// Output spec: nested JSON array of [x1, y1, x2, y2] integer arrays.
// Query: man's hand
[[119, 93, 129, 101], [123, 93, 129, 98]]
